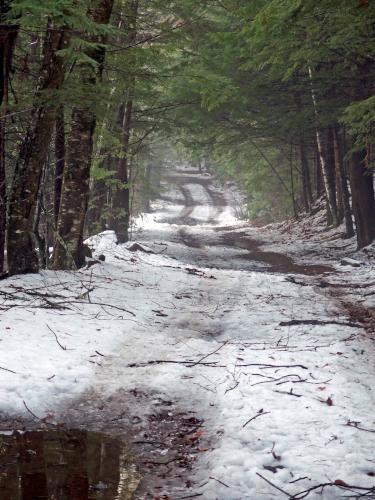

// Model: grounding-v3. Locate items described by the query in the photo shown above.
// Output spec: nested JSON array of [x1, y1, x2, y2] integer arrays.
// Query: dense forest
[[1, 0, 374, 275]]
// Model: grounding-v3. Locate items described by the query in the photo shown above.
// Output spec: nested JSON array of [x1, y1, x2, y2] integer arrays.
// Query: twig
[[128, 359, 223, 368], [345, 420, 375, 433], [256, 472, 291, 497], [238, 363, 308, 370], [175, 494, 203, 499], [251, 374, 305, 386], [279, 319, 360, 328], [243, 411, 271, 428], [23, 400, 43, 421], [64, 300, 136, 316], [46, 324, 67, 351], [209, 476, 230, 488], [289, 477, 309, 484], [0, 365, 17, 374], [188, 340, 228, 367], [274, 389, 302, 397]]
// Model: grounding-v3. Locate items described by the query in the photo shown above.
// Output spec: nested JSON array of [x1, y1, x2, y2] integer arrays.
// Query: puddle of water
[[0, 428, 140, 499]]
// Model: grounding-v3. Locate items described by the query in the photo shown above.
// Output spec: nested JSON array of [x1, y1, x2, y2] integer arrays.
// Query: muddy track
[[218, 230, 334, 276], [162, 174, 227, 226]]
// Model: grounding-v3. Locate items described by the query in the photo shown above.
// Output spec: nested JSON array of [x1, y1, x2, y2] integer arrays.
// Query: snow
[[0, 167, 374, 499]]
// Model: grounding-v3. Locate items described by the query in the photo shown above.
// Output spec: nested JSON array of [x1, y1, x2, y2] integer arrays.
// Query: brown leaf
[[334, 479, 348, 486], [326, 397, 333, 406]]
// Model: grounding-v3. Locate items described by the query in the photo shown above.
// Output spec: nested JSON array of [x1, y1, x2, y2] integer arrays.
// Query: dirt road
[[0, 166, 373, 500]]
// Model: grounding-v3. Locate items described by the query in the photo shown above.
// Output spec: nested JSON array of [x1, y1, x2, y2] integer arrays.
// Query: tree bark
[[0, 2, 17, 273], [315, 147, 324, 197], [52, 108, 95, 269], [332, 125, 354, 237], [112, 99, 132, 243], [349, 147, 375, 248], [111, 0, 138, 243], [324, 127, 338, 225], [289, 143, 298, 217], [347, 61, 375, 248], [308, 67, 338, 226], [299, 134, 312, 212], [7, 25, 67, 275], [54, 105, 65, 227], [52, 0, 113, 269]]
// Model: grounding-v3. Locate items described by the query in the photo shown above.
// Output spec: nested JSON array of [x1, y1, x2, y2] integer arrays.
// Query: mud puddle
[[60, 390, 207, 499], [0, 428, 139, 499], [220, 231, 334, 275]]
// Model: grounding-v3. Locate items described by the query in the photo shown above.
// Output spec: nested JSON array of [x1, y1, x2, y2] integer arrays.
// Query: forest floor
[[0, 166, 374, 499]]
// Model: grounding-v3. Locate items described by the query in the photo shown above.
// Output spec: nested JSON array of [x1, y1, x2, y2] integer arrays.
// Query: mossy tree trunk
[[111, 0, 138, 244], [0, 1, 17, 273], [7, 25, 67, 275], [52, 0, 114, 269]]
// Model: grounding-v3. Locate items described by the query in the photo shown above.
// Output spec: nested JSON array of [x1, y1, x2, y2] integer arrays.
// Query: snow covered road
[[0, 166, 374, 499]]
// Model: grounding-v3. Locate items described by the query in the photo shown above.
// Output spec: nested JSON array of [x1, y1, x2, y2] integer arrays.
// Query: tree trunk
[[111, 0, 138, 243], [289, 143, 298, 217], [7, 25, 67, 275], [349, 148, 375, 248], [315, 148, 324, 197], [54, 105, 65, 227], [299, 134, 312, 212], [347, 61, 375, 248], [333, 125, 354, 238], [52, 108, 95, 269], [87, 157, 112, 234], [52, 0, 113, 269], [324, 127, 338, 225], [308, 67, 338, 226], [0, 2, 17, 273], [0, 115, 5, 274], [112, 99, 132, 243]]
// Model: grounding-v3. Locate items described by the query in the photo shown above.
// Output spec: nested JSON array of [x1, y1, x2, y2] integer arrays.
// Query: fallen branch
[[67, 300, 136, 316], [257, 473, 375, 499], [345, 420, 375, 433], [128, 359, 223, 368], [243, 410, 271, 428], [238, 363, 308, 370], [279, 319, 360, 328], [175, 494, 203, 499], [251, 374, 306, 386]]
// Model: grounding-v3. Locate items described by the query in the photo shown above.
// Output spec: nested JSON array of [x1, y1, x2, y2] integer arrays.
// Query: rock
[[127, 242, 154, 254], [340, 257, 363, 267], [85, 258, 102, 269]]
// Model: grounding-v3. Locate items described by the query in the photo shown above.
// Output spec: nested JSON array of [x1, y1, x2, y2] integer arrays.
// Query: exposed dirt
[[218, 231, 334, 276], [177, 228, 203, 248], [0, 389, 209, 500], [162, 175, 227, 226], [325, 287, 375, 336]]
